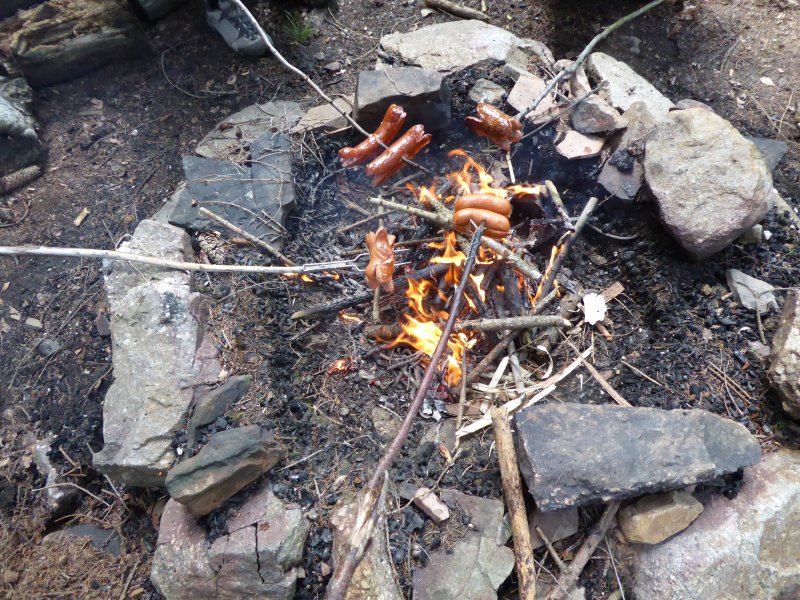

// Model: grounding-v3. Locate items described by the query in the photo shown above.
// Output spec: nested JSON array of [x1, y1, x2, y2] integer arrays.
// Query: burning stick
[[324, 224, 487, 600], [458, 315, 570, 332], [290, 263, 450, 320], [535, 197, 598, 302], [491, 405, 537, 600]]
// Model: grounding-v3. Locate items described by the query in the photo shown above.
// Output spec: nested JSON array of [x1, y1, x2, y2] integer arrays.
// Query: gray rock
[[769, 291, 800, 419], [250, 131, 294, 250], [570, 96, 623, 134], [469, 79, 506, 105], [354, 67, 451, 132], [195, 101, 303, 159], [94, 219, 221, 487], [44, 524, 122, 556], [0, 77, 42, 176], [330, 492, 403, 600], [674, 99, 715, 112], [290, 96, 352, 135], [513, 403, 761, 511], [33, 435, 78, 514], [413, 489, 514, 600], [736, 224, 763, 245], [598, 160, 643, 200], [631, 450, 800, 600], [188, 375, 253, 444], [152, 185, 183, 224], [745, 136, 789, 172], [585, 52, 674, 116], [507, 74, 557, 124], [170, 135, 294, 250], [166, 426, 284, 515], [324, 61, 341, 72], [151, 484, 308, 600], [616, 100, 661, 155], [36, 339, 61, 357], [529, 507, 579, 549], [618, 490, 703, 545], [725, 269, 779, 313], [379, 20, 551, 73], [644, 108, 772, 259]]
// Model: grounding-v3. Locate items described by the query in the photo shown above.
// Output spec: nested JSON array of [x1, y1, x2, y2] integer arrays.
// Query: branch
[[424, 0, 488, 20], [0, 245, 319, 275], [458, 315, 570, 332], [324, 223, 486, 600], [228, 0, 432, 177], [491, 406, 537, 600], [514, 0, 665, 120]]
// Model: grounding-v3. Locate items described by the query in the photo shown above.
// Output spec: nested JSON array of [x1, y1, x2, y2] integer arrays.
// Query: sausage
[[452, 207, 510, 239], [365, 125, 432, 186], [454, 193, 512, 217], [465, 103, 523, 152], [339, 104, 407, 167], [365, 227, 397, 292]]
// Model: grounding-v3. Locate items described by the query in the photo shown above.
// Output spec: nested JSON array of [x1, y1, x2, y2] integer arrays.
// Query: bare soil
[[1, 1, 798, 598]]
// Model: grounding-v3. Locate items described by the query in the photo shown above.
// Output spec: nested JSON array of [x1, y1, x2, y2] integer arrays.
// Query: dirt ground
[[1, 0, 798, 598]]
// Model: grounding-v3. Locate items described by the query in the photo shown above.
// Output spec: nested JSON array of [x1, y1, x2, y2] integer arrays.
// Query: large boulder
[[93, 219, 222, 487], [379, 20, 553, 73], [513, 403, 761, 511], [644, 108, 772, 259], [769, 290, 800, 419], [0, 77, 42, 176], [151, 484, 309, 600], [630, 450, 800, 600]]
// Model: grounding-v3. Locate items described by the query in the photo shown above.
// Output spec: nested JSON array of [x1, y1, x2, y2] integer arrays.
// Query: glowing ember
[[339, 312, 362, 323], [327, 357, 354, 375]]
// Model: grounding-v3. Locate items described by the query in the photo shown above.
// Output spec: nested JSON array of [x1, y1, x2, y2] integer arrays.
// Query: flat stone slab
[[354, 67, 451, 132], [94, 219, 222, 487], [631, 450, 800, 600], [585, 52, 674, 116], [413, 489, 514, 600], [514, 403, 761, 511], [166, 425, 284, 515], [379, 20, 552, 73], [170, 133, 294, 249], [290, 96, 352, 135], [195, 101, 303, 159], [644, 107, 772, 259], [725, 269, 779, 313]]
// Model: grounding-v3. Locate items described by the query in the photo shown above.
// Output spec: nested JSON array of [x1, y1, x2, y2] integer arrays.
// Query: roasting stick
[[325, 224, 486, 600], [228, 0, 432, 177]]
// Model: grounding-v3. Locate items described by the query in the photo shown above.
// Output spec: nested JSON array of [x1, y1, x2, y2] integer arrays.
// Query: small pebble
[[36, 339, 61, 357], [323, 61, 341, 72], [320, 562, 331, 577], [24, 317, 43, 330]]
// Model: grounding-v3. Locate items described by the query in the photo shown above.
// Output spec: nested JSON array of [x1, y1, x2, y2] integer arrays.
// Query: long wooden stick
[[325, 224, 486, 600], [198, 207, 295, 266], [459, 315, 569, 332], [0, 245, 313, 275], [491, 406, 537, 600], [514, 0, 665, 120], [229, 0, 432, 176], [424, 0, 488, 20]]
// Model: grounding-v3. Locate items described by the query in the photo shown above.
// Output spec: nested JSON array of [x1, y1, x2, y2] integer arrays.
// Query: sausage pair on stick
[[453, 192, 512, 239], [339, 105, 432, 186]]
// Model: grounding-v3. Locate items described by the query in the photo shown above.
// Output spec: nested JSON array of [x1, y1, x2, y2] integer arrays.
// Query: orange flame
[[327, 357, 354, 375]]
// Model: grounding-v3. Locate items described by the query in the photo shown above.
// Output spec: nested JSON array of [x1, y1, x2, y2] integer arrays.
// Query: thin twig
[[338, 210, 398, 234], [621, 360, 665, 389], [455, 351, 469, 451], [459, 315, 570, 332], [582, 359, 631, 407], [325, 224, 486, 600], [198, 207, 295, 266], [424, 0, 488, 20], [514, 0, 665, 120], [535, 525, 568, 572], [118, 554, 144, 600]]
